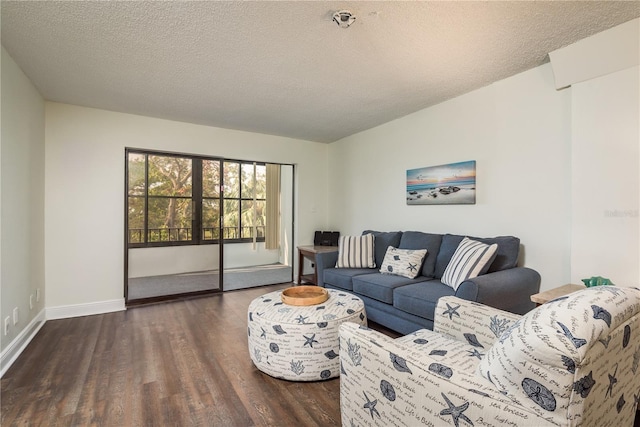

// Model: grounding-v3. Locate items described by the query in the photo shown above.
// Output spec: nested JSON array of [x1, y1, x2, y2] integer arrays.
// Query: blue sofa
[[315, 230, 540, 334]]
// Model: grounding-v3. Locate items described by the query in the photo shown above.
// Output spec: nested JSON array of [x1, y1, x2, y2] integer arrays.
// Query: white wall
[[328, 64, 572, 291], [1, 47, 46, 352], [129, 242, 280, 278], [571, 66, 639, 286], [549, 19, 640, 288], [45, 103, 328, 308]]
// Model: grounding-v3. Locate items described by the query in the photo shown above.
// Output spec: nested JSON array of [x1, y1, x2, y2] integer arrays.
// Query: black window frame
[[222, 161, 267, 242], [126, 148, 267, 248]]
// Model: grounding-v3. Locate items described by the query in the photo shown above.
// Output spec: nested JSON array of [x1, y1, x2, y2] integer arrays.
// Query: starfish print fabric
[[338, 287, 640, 426], [379, 246, 428, 279], [248, 288, 366, 381], [478, 286, 640, 425]]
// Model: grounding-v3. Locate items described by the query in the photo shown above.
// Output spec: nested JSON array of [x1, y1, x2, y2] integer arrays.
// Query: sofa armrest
[[433, 296, 522, 349], [338, 322, 549, 427], [455, 267, 541, 315], [315, 250, 339, 286]]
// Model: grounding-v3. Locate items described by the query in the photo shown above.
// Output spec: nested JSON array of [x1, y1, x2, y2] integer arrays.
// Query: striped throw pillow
[[441, 237, 498, 290], [335, 233, 376, 268]]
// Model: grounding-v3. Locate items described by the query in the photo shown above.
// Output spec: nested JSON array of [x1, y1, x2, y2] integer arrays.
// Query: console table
[[530, 283, 585, 306], [297, 245, 338, 285]]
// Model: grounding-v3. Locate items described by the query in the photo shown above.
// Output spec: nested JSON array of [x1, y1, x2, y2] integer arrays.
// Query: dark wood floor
[[3, 284, 639, 426], [1, 283, 399, 426]]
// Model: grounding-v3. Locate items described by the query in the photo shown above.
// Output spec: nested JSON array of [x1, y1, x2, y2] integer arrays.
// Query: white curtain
[[252, 162, 258, 250], [265, 164, 281, 250]]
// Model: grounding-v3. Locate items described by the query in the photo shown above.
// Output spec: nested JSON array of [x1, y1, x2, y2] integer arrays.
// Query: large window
[[127, 150, 267, 247], [227, 162, 266, 240]]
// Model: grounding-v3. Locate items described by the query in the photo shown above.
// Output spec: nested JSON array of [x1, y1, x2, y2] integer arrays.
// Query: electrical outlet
[[13, 307, 19, 325], [30, 294, 34, 310], [36, 288, 40, 302], [4, 317, 10, 335]]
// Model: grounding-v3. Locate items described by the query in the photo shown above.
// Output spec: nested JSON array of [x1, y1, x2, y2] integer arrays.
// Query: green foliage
[[581, 276, 614, 287], [128, 154, 267, 244]]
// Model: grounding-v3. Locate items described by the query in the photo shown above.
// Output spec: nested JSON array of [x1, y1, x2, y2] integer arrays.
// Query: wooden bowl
[[281, 286, 329, 306]]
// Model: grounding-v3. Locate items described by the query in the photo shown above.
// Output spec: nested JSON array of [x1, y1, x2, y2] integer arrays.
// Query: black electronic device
[[314, 231, 340, 246]]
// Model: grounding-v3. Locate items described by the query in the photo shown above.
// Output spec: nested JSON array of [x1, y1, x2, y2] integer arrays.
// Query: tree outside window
[[127, 150, 267, 247]]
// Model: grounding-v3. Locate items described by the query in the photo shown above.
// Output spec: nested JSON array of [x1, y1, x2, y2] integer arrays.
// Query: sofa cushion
[[323, 268, 374, 291], [336, 233, 375, 268], [363, 230, 403, 267], [357, 294, 434, 333], [398, 231, 442, 278], [435, 234, 520, 278], [379, 247, 428, 279], [352, 273, 427, 304], [393, 280, 456, 320], [441, 237, 498, 290]]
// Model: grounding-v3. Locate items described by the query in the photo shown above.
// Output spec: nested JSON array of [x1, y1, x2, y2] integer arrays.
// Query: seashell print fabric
[[478, 286, 640, 426], [339, 322, 545, 427], [434, 298, 521, 350], [247, 289, 366, 381], [339, 287, 640, 426]]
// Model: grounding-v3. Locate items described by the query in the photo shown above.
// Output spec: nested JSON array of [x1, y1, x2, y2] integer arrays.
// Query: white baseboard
[[46, 298, 125, 320], [1, 299, 126, 378], [1, 309, 46, 378]]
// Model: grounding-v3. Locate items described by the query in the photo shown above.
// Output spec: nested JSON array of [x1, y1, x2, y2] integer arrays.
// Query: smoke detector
[[332, 10, 355, 28]]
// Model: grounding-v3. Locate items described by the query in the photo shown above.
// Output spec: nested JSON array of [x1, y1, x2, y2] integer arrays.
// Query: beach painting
[[407, 160, 476, 205]]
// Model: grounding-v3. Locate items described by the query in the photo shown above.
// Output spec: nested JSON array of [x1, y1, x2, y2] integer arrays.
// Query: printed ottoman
[[247, 288, 367, 381]]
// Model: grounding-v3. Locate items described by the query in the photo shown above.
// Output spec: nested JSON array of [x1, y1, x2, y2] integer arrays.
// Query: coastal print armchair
[[339, 286, 640, 426]]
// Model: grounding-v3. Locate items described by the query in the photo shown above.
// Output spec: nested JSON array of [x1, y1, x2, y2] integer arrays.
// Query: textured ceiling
[[2, 1, 639, 143]]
